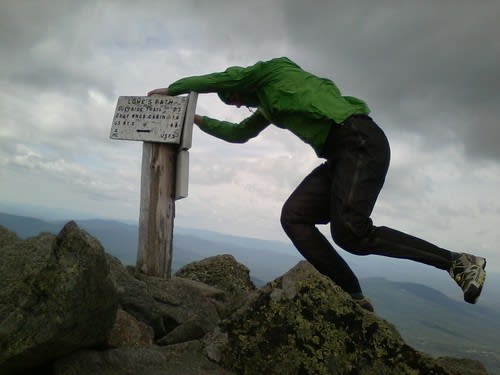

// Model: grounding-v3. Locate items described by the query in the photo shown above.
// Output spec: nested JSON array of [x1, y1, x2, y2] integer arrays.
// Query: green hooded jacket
[[168, 57, 370, 157]]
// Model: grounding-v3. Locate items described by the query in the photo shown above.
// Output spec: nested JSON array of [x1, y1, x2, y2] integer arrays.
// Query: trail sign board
[[109, 93, 197, 199], [110, 96, 188, 144]]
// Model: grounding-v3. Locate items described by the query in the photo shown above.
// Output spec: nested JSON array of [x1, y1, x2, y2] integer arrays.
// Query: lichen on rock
[[209, 261, 450, 375], [0, 222, 118, 374], [176, 254, 255, 297], [0, 223, 490, 375]]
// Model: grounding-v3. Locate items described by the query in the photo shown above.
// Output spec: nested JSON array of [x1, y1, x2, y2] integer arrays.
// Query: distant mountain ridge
[[0, 212, 301, 283], [1, 211, 499, 372], [2, 210, 499, 304], [364, 277, 500, 370]]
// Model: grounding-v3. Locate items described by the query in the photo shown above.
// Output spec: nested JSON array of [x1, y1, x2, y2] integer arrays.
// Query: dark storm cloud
[[0, 0, 284, 99], [0, 2, 83, 68], [281, 1, 500, 161], [1, 0, 499, 260], [2, 0, 498, 164], [0, 1, 114, 99]]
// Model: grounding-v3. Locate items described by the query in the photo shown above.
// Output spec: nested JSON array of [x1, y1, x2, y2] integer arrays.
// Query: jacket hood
[[215, 66, 260, 107], [217, 89, 260, 107]]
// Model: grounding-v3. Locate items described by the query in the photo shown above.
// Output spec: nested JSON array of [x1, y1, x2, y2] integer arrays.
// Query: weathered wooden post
[[110, 93, 197, 279]]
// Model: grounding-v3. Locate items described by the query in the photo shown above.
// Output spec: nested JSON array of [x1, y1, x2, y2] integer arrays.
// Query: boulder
[[0, 222, 118, 374], [53, 340, 235, 375], [175, 254, 256, 321], [107, 255, 227, 344], [106, 308, 154, 348], [0, 226, 20, 248], [205, 261, 453, 375], [175, 254, 255, 310], [1, 222, 490, 374]]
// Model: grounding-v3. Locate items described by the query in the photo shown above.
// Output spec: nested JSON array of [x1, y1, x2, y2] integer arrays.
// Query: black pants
[[280, 115, 453, 295]]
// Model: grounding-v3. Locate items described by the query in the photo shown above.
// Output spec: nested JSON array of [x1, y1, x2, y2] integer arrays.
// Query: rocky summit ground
[[0, 222, 490, 375]]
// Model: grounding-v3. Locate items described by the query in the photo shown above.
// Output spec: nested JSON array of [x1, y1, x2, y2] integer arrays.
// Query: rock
[[0, 226, 20, 248], [107, 255, 227, 344], [175, 254, 255, 309], [106, 308, 154, 348], [0, 222, 118, 374], [2, 221, 491, 373], [156, 318, 206, 346], [205, 261, 452, 375], [53, 341, 236, 375]]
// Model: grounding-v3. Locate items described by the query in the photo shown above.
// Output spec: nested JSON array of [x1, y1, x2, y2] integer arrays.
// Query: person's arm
[[147, 87, 169, 96], [196, 109, 270, 143], [167, 62, 263, 96], [147, 65, 259, 97]]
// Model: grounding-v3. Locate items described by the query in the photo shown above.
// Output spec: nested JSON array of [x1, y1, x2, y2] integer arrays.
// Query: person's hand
[[147, 88, 169, 96], [193, 114, 203, 126]]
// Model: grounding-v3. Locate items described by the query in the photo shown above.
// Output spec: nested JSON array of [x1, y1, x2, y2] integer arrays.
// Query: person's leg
[[328, 115, 486, 303], [280, 164, 363, 295], [328, 115, 455, 269]]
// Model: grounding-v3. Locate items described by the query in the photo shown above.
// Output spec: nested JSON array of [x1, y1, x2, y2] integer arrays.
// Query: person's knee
[[330, 217, 373, 255], [280, 199, 297, 231], [280, 201, 313, 243]]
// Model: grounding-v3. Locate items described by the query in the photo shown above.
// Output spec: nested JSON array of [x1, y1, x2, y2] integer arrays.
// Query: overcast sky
[[1, 1, 499, 271]]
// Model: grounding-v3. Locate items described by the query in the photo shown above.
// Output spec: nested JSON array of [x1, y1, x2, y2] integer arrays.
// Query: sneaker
[[354, 297, 375, 312], [449, 253, 486, 304]]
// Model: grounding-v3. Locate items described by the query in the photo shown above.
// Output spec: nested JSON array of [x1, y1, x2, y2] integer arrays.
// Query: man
[[148, 57, 486, 311]]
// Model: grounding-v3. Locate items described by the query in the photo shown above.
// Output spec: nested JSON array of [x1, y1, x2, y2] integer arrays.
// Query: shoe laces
[[450, 263, 483, 286]]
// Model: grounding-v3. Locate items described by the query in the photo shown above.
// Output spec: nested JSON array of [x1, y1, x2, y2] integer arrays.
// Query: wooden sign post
[[110, 93, 197, 279]]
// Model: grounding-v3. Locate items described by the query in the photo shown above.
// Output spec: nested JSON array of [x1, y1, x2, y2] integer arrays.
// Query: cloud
[[281, 1, 500, 161], [1, 0, 499, 270]]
